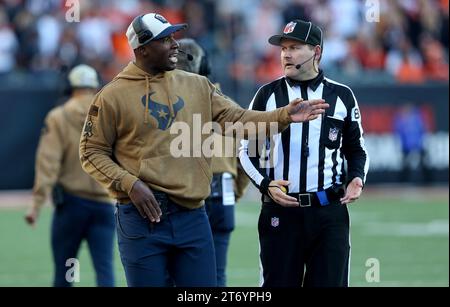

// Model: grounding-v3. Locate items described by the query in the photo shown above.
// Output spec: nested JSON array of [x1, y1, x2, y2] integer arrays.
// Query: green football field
[[0, 187, 448, 287]]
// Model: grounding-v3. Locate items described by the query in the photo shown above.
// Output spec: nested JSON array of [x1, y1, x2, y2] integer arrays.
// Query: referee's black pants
[[258, 199, 350, 287]]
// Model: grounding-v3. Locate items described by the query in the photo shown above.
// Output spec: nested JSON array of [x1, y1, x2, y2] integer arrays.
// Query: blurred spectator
[[438, 0, 449, 49], [77, 10, 114, 61], [386, 37, 425, 83], [57, 27, 82, 69], [12, 6, 38, 70], [395, 55, 426, 83], [247, 0, 283, 56], [321, 28, 350, 70], [393, 104, 430, 184], [255, 47, 283, 84], [328, 0, 361, 39], [419, 32, 449, 81], [282, 0, 308, 24], [0, 0, 447, 92], [0, 7, 18, 73], [360, 36, 387, 70], [36, 14, 61, 60]]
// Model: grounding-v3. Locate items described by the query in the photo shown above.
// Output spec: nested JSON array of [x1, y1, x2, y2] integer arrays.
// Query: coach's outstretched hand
[[129, 180, 162, 222], [287, 98, 328, 122]]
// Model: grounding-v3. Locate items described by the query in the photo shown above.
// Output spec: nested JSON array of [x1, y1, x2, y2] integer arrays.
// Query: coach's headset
[[198, 48, 211, 77], [132, 14, 154, 46]]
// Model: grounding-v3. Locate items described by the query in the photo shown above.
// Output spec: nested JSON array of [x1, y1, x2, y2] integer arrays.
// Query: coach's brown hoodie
[[80, 63, 291, 209]]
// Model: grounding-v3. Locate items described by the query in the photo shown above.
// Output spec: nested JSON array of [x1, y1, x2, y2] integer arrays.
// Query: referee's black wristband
[[258, 178, 271, 195]]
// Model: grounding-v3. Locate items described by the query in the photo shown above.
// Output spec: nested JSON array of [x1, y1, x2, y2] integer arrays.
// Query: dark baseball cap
[[269, 19, 323, 49]]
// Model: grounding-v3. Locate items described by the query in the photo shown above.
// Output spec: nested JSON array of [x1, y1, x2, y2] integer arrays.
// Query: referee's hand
[[129, 180, 162, 222], [340, 177, 364, 205], [268, 180, 299, 207]]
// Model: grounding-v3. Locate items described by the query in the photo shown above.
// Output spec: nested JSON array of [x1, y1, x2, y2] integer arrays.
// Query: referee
[[239, 19, 369, 287]]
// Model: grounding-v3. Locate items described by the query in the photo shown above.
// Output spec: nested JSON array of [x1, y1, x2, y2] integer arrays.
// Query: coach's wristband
[[258, 177, 271, 195]]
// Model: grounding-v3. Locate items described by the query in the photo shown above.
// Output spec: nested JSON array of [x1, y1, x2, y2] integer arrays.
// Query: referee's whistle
[[302, 146, 309, 157]]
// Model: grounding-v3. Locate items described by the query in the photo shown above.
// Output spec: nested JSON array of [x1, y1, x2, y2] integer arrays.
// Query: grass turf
[[0, 192, 448, 287]]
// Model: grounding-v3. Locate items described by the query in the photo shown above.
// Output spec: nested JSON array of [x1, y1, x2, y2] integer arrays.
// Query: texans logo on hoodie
[[141, 92, 185, 130]]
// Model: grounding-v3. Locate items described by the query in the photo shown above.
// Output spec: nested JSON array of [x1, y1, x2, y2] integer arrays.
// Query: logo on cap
[[154, 14, 168, 24], [283, 22, 297, 34]]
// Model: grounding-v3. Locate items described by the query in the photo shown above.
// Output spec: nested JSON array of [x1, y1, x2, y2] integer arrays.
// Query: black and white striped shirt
[[239, 70, 369, 194]]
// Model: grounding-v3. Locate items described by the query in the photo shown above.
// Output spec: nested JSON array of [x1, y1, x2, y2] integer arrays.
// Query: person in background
[[25, 64, 115, 287], [177, 38, 250, 286], [393, 103, 429, 184]]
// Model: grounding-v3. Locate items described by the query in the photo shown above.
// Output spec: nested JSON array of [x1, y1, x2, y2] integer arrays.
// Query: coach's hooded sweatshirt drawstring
[[163, 77, 175, 119], [144, 75, 149, 124], [142, 75, 175, 124]]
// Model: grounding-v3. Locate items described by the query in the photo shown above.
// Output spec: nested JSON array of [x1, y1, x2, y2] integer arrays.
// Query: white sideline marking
[[363, 220, 449, 236]]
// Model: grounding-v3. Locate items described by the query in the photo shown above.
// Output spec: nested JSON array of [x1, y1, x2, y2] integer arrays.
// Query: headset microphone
[[295, 54, 316, 70], [179, 50, 193, 61]]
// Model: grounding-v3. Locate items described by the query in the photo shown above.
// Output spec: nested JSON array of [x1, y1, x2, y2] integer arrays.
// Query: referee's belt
[[263, 185, 345, 208]]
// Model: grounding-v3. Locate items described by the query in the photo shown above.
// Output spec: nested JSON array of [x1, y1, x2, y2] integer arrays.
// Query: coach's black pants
[[258, 200, 350, 287]]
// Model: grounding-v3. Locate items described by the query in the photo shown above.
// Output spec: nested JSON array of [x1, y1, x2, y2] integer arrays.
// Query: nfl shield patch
[[271, 217, 279, 227], [283, 22, 297, 34], [328, 128, 338, 142]]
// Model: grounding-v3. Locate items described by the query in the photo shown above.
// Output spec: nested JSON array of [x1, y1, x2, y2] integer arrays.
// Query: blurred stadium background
[[0, 0, 448, 286]]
